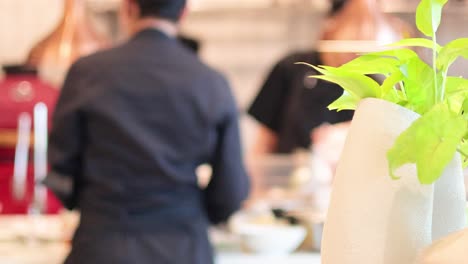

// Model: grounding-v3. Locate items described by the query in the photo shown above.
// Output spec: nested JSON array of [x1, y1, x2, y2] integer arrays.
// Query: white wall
[[0, 0, 62, 65]]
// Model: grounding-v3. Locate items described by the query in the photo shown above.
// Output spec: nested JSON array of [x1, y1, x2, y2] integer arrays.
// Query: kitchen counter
[[0, 242, 321, 264], [0, 215, 321, 264]]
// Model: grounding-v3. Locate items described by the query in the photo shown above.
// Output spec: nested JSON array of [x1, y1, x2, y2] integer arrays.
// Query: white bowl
[[230, 212, 307, 255]]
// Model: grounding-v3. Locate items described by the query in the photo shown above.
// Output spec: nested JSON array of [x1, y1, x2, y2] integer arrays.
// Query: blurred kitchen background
[[1, 0, 468, 262], [2, 0, 468, 153]]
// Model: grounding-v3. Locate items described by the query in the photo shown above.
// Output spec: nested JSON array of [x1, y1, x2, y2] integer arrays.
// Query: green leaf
[[380, 71, 405, 103], [462, 98, 468, 121], [328, 90, 360, 111], [445, 77, 468, 113], [312, 73, 380, 98], [399, 57, 437, 114], [367, 48, 419, 63], [389, 38, 442, 52], [437, 38, 468, 71], [446, 77, 468, 94], [339, 55, 400, 75], [387, 103, 466, 184], [383, 90, 407, 107], [295, 62, 326, 75], [297, 62, 380, 98], [416, 0, 449, 37]]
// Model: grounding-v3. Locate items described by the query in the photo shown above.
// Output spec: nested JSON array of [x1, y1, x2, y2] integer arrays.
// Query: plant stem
[[432, 32, 439, 103], [392, 87, 400, 100], [440, 68, 448, 102], [399, 81, 407, 100]]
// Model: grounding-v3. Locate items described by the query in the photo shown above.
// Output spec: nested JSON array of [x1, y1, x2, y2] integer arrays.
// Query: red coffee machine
[[0, 65, 61, 214]]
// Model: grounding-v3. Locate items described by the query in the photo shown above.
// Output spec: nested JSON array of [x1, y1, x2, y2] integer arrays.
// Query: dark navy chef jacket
[[44, 28, 250, 264]]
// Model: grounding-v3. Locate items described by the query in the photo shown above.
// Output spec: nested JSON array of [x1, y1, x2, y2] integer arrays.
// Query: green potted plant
[[300, 0, 468, 263]]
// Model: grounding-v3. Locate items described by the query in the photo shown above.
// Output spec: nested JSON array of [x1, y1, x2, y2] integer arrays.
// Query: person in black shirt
[[248, 51, 353, 154], [44, 1, 250, 263], [248, 0, 411, 155], [248, 0, 353, 154]]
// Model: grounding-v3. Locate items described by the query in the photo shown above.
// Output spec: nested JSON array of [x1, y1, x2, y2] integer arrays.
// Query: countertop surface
[[0, 242, 321, 264], [0, 215, 321, 264]]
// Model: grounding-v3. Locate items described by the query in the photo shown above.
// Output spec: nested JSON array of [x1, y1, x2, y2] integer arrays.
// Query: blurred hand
[[310, 122, 350, 169]]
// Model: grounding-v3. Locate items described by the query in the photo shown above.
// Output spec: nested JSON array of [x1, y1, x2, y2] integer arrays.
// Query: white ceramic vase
[[321, 98, 466, 264]]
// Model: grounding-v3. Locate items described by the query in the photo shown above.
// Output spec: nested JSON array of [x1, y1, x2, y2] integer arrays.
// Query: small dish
[[229, 211, 307, 255]]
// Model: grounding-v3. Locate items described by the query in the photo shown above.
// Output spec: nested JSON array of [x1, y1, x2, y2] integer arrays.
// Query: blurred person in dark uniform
[[248, 0, 411, 155], [248, 0, 352, 155], [44, 1, 250, 263]]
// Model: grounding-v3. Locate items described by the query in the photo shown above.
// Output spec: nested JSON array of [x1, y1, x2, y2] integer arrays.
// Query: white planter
[[321, 98, 466, 264], [431, 156, 466, 241]]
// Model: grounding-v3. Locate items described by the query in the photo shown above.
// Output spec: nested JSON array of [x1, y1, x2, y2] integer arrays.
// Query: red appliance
[[0, 65, 61, 214]]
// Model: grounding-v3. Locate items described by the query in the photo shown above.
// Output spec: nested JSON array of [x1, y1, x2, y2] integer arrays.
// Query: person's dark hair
[[134, 0, 186, 21], [329, 0, 349, 16]]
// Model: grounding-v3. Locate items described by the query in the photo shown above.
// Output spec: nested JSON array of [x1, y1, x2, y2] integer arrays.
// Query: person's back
[[66, 28, 242, 221], [44, 1, 250, 263]]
